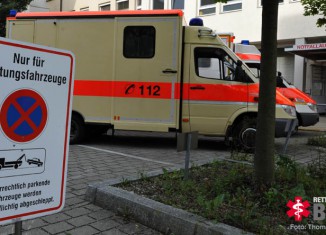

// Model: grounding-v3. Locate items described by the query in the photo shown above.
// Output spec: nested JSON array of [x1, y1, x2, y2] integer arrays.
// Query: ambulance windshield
[[246, 62, 260, 78]]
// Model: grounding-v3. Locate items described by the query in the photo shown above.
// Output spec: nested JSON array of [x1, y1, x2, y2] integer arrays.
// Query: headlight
[[282, 105, 297, 117], [307, 103, 317, 112], [294, 98, 305, 103]]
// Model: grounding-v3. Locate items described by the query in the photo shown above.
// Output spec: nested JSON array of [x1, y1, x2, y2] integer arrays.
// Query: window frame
[[198, 0, 216, 16], [152, 0, 164, 9], [221, 0, 242, 13], [80, 7, 89, 11], [136, 0, 142, 10], [171, 0, 185, 10], [194, 47, 240, 82], [99, 2, 111, 11], [117, 0, 129, 10], [123, 26, 156, 59]]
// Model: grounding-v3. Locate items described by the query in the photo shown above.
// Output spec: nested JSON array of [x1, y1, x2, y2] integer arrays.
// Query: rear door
[[113, 16, 182, 132]]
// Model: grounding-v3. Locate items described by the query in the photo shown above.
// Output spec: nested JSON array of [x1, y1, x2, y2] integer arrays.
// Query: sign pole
[[282, 119, 296, 155], [184, 133, 192, 180], [177, 131, 198, 180], [14, 221, 22, 235]]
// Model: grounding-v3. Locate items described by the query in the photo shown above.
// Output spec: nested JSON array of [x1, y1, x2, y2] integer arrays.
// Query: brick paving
[[1, 116, 325, 234]]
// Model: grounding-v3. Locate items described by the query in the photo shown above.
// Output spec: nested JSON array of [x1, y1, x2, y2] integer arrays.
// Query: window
[[153, 0, 164, 9], [195, 47, 246, 82], [221, 0, 242, 13], [136, 0, 142, 10], [99, 3, 111, 11], [117, 0, 129, 10], [80, 7, 89, 11], [199, 0, 216, 16], [172, 0, 184, 9], [124, 26, 155, 58]]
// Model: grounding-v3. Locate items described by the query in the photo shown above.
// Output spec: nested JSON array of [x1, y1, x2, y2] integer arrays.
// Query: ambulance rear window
[[123, 26, 155, 58]]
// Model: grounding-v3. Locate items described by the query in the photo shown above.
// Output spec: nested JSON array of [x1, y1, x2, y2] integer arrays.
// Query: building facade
[[28, 0, 326, 108]]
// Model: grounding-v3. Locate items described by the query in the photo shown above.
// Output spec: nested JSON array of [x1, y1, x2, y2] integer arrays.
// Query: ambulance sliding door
[[113, 16, 182, 132]]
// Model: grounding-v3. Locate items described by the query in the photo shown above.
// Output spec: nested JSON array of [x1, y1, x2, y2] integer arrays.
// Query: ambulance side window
[[123, 26, 155, 58], [195, 47, 239, 81]]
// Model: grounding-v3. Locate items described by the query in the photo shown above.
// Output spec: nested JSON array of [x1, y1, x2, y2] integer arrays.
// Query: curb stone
[[85, 168, 253, 235]]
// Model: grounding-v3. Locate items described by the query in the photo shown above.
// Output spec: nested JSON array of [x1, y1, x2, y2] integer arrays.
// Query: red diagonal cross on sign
[[0, 89, 48, 143], [9, 99, 41, 132]]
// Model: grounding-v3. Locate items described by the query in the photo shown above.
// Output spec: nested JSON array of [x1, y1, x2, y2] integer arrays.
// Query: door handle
[[190, 86, 205, 90], [162, 69, 177, 74]]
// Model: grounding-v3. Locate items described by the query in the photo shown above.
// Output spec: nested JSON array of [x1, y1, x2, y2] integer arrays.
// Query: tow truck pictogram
[[0, 154, 44, 170], [0, 154, 25, 170]]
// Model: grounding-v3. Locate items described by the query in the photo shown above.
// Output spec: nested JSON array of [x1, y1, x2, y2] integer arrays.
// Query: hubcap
[[241, 127, 256, 149]]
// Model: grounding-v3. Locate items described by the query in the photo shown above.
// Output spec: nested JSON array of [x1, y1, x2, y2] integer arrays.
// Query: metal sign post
[[14, 221, 22, 235], [177, 132, 198, 180], [282, 119, 297, 155]]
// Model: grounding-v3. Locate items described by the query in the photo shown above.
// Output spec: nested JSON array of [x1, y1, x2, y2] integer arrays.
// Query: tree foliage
[[0, 0, 33, 37], [301, 0, 326, 27]]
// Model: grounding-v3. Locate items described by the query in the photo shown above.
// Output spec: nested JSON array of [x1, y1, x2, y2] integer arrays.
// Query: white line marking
[[78, 145, 174, 166]]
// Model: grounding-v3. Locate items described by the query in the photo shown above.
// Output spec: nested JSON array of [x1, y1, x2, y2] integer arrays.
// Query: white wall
[[183, 0, 325, 44], [27, 0, 49, 12], [42, 0, 326, 43]]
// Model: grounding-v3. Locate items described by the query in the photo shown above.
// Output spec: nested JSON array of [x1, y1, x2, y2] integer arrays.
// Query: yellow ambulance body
[[6, 10, 297, 150]]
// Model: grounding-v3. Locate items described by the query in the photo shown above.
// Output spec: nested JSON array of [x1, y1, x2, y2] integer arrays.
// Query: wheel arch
[[71, 110, 85, 123], [70, 110, 86, 144], [225, 111, 258, 141]]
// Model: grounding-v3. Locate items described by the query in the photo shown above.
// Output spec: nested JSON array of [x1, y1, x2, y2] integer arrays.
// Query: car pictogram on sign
[[0, 89, 48, 143]]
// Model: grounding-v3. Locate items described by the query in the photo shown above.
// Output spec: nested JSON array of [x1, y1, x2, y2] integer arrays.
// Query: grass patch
[[308, 135, 326, 148], [118, 156, 326, 234]]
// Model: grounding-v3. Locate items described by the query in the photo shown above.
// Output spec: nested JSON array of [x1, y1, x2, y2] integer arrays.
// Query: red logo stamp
[[287, 196, 311, 221]]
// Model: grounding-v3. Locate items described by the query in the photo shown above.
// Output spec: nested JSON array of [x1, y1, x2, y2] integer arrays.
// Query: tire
[[232, 117, 257, 152], [87, 125, 108, 137], [70, 114, 86, 145]]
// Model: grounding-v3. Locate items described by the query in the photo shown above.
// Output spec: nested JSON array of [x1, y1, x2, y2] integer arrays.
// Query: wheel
[[0, 164, 2, 170], [232, 117, 257, 152], [70, 114, 86, 144], [14, 164, 18, 169]]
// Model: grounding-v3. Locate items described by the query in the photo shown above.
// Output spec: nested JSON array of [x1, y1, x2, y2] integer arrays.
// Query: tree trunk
[[254, 0, 279, 186]]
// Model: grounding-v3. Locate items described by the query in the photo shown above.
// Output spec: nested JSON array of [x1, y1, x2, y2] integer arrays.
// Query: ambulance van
[[219, 34, 319, 129], [6, 10, 297, 150], [235, 41, 319, 128]]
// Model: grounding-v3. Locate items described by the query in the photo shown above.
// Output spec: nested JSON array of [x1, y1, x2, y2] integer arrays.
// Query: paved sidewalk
[[1, 117, 325, 234], [0, 133, 229, 235]]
